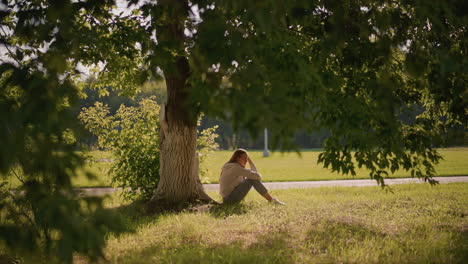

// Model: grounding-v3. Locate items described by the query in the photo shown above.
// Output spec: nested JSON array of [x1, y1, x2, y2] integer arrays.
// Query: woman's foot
[[269, 197, 286, 205], [262, 192, 286, 205]]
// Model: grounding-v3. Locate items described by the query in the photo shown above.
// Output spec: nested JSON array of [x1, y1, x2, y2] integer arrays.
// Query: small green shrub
[[79, 98, 160, 201]]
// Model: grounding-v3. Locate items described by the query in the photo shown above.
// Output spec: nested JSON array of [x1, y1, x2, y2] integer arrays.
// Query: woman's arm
[[247, 156, 258, 172], [234, 156, 261, 180]]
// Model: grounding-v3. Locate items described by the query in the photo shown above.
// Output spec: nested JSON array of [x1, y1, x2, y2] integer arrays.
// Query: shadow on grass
[[145, 200, 253, 219], [102, 199, 165, 236], [109, 231, 293, 264], [103, 199, 253, 234], [208, 202, 253, 219]]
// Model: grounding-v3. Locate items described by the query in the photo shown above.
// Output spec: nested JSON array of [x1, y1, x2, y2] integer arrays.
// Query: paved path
[[77, 176, 468, 196]]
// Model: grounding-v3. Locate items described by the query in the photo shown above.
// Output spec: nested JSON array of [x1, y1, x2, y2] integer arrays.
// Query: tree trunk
[[148, 0, 213, 207], [149, 56, 214, 205]]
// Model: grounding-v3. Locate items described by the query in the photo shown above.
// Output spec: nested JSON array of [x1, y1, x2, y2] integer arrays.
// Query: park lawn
[[74, 183, 468, 264], [3, 148, 468, 188], [201, 147, 468, 183]]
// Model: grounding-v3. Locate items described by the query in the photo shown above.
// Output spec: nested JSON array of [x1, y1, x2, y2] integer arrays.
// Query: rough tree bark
[[149, 57, 213, 204], [149, 0, 214, 206]]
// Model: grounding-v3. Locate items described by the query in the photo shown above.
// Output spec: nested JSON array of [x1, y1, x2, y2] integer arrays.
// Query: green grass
[[3, 148, 468, 188], [201, 147, 468, 183], [75, 183, 468, 263], [74, 150, 114, 187], [3, 147, 468, 187]]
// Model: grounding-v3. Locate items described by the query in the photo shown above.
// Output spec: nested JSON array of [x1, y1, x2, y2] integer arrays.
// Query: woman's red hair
[[226, 149, 247, 164]]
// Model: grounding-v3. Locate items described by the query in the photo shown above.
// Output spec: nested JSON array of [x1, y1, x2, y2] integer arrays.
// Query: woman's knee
[[245, 179, 260, 184]]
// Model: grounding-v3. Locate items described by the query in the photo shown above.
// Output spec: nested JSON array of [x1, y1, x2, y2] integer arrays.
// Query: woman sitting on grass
[[219, 149, 285, 205]]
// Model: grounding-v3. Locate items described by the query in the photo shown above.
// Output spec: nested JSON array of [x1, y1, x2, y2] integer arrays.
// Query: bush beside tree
[[79, 97, 218, 201]]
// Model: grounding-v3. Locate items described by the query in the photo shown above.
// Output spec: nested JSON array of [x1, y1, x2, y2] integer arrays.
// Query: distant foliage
[[79, 98, 219, 200], [197, 115, 219, 183]]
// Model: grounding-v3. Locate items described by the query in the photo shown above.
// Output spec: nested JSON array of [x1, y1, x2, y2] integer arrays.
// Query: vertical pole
[[263, 128, 270, 157]]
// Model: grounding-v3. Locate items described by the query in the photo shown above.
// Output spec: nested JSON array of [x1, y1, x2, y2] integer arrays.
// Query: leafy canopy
[[0, 0, 466, 261], [95, 0, 465, 183]]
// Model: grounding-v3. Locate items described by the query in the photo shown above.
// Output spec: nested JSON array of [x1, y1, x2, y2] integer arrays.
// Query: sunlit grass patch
[[72, 183, 468, 264]]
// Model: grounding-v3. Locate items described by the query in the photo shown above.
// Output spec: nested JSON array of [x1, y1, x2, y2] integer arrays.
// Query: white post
[[263, 128, 270, 157]]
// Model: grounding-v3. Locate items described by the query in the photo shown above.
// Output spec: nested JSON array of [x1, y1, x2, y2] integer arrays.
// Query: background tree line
[[75, 80, 466, 150]]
